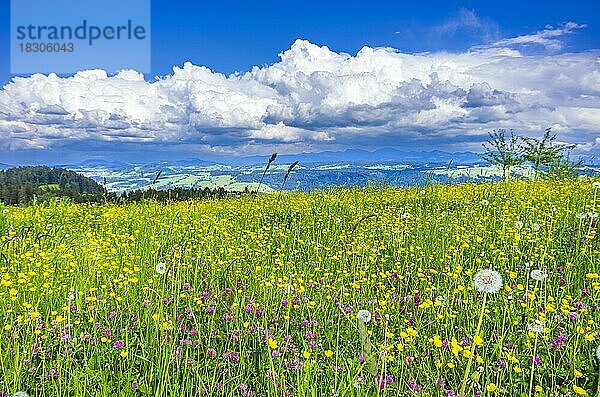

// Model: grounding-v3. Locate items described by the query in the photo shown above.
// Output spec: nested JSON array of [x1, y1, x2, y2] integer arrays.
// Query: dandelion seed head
[[527, 320, 546, 333], [592, 181, 600, 189], [473, 269, 502, 294], [357, 310, 371, 323], [155, 262, 167, 275], [530, 270, 548, 281], [596, 345, 600, 361], [514, 221, 524, 229]]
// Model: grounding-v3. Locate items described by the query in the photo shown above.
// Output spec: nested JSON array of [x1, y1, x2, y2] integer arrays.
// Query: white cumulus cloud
[[0, 25, 599, 154]]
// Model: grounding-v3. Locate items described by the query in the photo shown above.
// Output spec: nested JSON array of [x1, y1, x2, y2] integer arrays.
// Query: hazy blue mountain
[[227, 148, 481, 166], [57, 159, 130, 168]]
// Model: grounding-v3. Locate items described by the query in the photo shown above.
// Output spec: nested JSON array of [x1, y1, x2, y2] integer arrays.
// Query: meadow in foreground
[[0, 180, 599, 397]]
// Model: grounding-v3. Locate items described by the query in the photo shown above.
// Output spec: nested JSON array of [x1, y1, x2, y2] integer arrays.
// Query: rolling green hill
[[0, 166, 105, 205]]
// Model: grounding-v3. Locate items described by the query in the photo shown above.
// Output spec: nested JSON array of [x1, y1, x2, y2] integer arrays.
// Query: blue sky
[[2, 0, 598, 82], [148, 0, 599, 74], [0, 0, 599, 164]]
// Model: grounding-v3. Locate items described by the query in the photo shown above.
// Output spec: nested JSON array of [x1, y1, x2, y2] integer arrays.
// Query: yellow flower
[[324, 350, 334, 358], [451, 338, 463, 356], [433, 335, 443, 348], [486, 383, 497, 392], [473, 335, 483, 346], [302, 351, 311, 359], [120, 350, 128, 358], [267, 338, 278, 349], [572, 385, 587, 396], [3, 325, 11, 331]]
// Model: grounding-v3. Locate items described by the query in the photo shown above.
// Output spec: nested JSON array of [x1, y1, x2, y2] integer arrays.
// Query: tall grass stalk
[[460, 292, 487, 396]]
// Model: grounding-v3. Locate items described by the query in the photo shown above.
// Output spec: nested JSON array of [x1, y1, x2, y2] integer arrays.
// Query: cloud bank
[[1, 23, 599, 155]]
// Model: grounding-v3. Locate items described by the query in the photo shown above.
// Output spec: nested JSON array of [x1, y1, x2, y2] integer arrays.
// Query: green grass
[[0, 179, 599, 396]]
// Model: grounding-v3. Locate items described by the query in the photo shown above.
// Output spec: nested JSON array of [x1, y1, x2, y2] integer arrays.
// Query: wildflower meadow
[[0, 179, 599, 396]]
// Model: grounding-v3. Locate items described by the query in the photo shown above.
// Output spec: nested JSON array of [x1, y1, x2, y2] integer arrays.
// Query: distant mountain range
[[2, 147, 598, 169], [1, 148, 597, 193], [34, 148, 485, 169], [225, 148, 482, 166]]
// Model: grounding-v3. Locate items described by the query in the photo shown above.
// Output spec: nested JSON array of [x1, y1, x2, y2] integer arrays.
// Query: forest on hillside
[[0, 166, 234, 205]]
